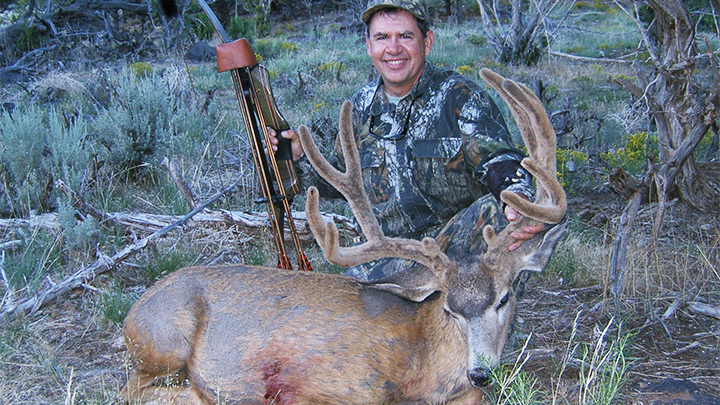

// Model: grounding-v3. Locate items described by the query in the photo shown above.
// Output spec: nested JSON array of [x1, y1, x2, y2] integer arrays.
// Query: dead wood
[[612, 0, 720, 219], [0, 232, 142, 322], [0, 197, 355, 323], [0, 45, 56, 77], [0, 205, 355, 322], [610, 189, 643, 299], [0, 0, 149, 41], [607, 0, 720, 300], [0, 240, 22, 252], [51, 177, 356, 242], [102, 209, 356, 243], [0, 178, 232, 323], [0, 212, 59, 232], [687, 301, 720, 320], [609, 167, 649, 202], [549, 50, 636, 64], [161, 157, 198, 210]]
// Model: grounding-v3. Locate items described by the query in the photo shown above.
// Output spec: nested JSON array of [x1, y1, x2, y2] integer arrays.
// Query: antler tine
[[479, 68, 566, 225], [298, 101, 451, 279], [299, 101, 384, 241], [479, 69, 546, 159]]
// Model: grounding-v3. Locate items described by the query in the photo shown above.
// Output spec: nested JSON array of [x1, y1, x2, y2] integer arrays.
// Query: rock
[[185, 41, 215, 62]]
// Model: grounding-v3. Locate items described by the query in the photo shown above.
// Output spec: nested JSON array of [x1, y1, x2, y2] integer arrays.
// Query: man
[[269, 0, 543, 280]]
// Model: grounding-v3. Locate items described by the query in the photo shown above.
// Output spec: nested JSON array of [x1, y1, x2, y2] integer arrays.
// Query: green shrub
[[485, 335, 544, 405], [315, 61, 347, 81], [227, 15, 255, 41], [601, 131, 658, 174], [92, 68, 210, 178], [187, 11, 215, 40], [101, 286, 136, 327], [144, 251, 196, 282], [556, 148, 590, 193], [577, 321, 632, 405], [467, 34, 487, 46], [16, 22, 40, 53], [3, 229, 62, 292], [696, 128, 718, 161], [574, 0, 611, 12], [243, 239, 270, 267], [545, 231, 593, 285], [253, 39, 298, 59], [129, 62, 153, 79], [0, 107, 92, 215], [57, 197, 99, 251]]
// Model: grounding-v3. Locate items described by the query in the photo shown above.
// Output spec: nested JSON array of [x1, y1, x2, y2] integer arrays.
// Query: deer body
[[123, 70, 566, 405], [124, 264, 491, 404]]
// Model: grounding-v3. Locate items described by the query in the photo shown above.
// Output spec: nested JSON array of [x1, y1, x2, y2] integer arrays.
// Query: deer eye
[[497, 292, 510, 310]]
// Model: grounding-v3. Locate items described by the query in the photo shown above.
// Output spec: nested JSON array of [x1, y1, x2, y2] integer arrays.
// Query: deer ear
[[518, 216, 568, 274], [365, 265, 445, 302]]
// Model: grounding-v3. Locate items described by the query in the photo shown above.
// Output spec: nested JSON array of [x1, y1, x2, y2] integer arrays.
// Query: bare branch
[[161, 157, 199, 210], [613, 0, 662, 68]]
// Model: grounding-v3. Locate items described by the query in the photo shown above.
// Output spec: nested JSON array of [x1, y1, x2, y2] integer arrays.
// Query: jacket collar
[[369, 60, 433, 116]]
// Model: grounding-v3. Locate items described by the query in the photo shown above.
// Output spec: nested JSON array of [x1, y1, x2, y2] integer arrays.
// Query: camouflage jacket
[[299, 62, 533, 239]]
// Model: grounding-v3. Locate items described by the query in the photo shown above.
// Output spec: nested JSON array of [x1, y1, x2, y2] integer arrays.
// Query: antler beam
[[478, 69, 567, 254], [298, 101, 451, 282]]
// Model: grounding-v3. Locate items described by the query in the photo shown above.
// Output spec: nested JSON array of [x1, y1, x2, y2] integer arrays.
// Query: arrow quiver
[[216, 39, 312, 271]]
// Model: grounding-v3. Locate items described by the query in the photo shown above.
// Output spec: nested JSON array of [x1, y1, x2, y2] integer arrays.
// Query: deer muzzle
[[468, 367, 491, 388]]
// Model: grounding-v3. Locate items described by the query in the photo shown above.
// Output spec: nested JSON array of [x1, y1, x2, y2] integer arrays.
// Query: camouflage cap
[[361, 0, 429, 24]]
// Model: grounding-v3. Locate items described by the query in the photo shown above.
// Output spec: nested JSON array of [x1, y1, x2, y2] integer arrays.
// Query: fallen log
[[0, 178, 356, 322], [0, 208, 355, 322]]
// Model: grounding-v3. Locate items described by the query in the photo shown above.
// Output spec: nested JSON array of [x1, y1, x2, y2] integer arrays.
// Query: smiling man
[[363, 1, 433, 98], [270, 0, 543, 280]]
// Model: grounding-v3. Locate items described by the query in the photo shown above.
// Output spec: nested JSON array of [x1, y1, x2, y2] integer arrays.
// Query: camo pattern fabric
[[361, 0, 430, 22], [345, 193, 506, 281], [298, 62, 534, 241]]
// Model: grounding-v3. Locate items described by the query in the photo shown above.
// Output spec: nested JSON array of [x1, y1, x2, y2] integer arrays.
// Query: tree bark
[[614, 0, 720, 223]]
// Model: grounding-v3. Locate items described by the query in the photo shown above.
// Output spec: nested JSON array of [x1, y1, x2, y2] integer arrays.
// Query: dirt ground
[[510, 193, 720, 404]]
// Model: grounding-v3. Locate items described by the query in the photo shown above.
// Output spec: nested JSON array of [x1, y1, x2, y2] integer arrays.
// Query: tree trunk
[[676, 161, 720, 212], [610, 0, 720, 294], [614, 0, 720, 217]]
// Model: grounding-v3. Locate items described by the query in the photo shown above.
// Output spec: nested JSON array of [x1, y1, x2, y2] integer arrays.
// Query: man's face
[[366, 9, 434, 98]]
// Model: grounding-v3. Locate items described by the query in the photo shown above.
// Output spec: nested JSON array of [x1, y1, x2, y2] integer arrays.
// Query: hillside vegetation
[[0, 1, 718, 403]]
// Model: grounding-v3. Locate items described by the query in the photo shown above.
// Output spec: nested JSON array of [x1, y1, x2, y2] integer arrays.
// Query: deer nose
[[468, 367, 491, 387]]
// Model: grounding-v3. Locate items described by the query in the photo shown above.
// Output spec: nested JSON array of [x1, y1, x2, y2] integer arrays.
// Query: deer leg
[[122, 369, 211, 404]]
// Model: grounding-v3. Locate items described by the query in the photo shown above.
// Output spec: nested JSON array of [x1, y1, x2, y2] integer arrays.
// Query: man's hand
[[267, 127, 304, 160], [504, 202, 544, 252]]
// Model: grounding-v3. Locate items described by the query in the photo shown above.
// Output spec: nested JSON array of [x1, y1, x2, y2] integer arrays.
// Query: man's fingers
[[508, 224, 545, 251], [524, 224, 545, 234]]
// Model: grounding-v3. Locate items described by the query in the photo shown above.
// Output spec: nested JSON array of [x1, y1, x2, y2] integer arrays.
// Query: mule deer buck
[[122, 69, 567, 404]]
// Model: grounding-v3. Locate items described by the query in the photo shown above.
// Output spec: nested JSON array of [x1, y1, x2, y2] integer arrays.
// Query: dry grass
[[505, 196, 720, 404]]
